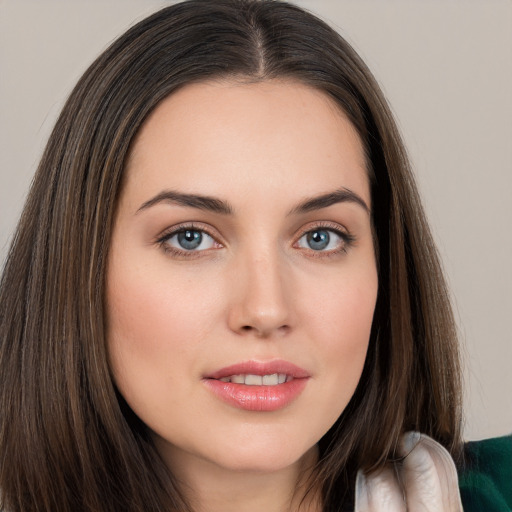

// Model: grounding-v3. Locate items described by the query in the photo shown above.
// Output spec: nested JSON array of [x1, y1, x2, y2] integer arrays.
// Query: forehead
[[124, 79, 370, 210]]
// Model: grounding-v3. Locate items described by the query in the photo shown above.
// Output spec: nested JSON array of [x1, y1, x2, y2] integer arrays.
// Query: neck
[[157, 442, 322, 512]]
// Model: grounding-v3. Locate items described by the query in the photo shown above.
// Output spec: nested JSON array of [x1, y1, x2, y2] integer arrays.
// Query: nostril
[[239, 324, 290, 337]]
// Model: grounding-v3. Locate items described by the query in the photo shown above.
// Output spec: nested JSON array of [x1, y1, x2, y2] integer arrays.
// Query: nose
[[227, 250, 293, 338]]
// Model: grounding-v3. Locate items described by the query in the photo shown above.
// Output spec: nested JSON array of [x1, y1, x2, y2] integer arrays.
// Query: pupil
[[178, 230, 202, 250], [307, 230, 329, 250]]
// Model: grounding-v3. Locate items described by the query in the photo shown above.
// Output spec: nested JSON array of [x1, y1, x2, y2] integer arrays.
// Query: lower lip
[[203, 378, 309, 412]]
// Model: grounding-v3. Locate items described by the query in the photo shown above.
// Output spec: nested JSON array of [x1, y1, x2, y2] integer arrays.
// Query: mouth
[[205, 359, 310, 381], [216, 373, 292, 385], [203, 360, 310, 412]]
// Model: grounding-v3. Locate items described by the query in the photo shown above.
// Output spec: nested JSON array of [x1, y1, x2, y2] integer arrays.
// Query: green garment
[[459, 434, 512, 511]]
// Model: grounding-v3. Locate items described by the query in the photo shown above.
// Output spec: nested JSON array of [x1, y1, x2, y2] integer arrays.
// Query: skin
[[107, 79, 378, 512]]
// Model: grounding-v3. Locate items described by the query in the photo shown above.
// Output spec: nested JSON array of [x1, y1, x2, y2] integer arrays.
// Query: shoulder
[[458, 434, 512, 512]]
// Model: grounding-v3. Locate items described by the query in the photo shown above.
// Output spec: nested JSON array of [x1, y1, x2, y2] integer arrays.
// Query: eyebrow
[[137, 190, 233, 215], [136, 187, 370, 216], [290, 188, 370, 215]]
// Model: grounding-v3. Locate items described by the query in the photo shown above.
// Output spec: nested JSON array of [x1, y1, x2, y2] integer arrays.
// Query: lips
[[203, 360, 310, 412], [218, 373, 289, 385], [206, 360, 310, 380]]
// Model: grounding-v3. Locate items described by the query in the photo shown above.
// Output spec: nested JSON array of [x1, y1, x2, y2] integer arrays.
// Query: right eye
[[293, 222, 356, 258], [157, 225, 222, 256], [296, 228, 344, 252], [165, 229, 216, 251]]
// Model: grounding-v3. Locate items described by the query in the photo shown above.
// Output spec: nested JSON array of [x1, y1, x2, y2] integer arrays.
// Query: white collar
[[355, 432, 463, 511]]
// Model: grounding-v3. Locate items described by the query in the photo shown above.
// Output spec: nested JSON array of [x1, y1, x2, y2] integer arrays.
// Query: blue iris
[[177, 230, 202, 250], [307, 230, 330, 250]]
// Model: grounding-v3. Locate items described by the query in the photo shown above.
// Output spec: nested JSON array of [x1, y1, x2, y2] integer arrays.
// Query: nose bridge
[[228, 242, 292, 337]]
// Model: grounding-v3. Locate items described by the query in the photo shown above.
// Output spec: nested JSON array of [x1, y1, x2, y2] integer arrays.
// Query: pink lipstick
[[203, 360, 310, 412]]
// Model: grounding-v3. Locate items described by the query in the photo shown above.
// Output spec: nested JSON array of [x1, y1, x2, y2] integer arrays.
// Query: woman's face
[[106, 80, 378, 476]]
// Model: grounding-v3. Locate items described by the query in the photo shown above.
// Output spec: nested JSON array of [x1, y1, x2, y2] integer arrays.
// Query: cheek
[[305, 262, 377, 346], [105, 250, 235, 416], [302, 265, 377, 413], [107, 257, 221, 351], [322, 289, 374, 377], [105, 259, 214, 405]]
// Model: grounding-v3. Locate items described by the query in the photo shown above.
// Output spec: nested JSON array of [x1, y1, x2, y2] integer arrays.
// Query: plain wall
[[0, 0, 511, 441]]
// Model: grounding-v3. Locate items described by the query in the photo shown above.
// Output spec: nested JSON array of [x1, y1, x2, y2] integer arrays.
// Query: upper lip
[[205, 360, 310, 380]]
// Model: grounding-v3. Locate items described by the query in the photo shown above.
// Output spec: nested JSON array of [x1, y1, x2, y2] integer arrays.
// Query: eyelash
[[155, 222, 356, 259], [156, 222, 221, 259], [295, 222, 356, 259]]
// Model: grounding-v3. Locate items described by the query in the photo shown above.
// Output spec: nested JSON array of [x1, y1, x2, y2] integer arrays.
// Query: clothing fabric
[[354, 432, 512, 511], [459, 434, 512, 511]]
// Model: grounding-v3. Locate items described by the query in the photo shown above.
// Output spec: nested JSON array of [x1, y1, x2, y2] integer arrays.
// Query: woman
[[0, 1, 510, 511]]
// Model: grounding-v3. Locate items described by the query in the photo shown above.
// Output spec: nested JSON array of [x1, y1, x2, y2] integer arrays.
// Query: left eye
[[164, 229, 216, 251], [296, 229, 345, 251]]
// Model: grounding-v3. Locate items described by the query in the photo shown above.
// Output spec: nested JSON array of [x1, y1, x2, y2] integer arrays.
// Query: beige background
[[0, 0, 510, 441]]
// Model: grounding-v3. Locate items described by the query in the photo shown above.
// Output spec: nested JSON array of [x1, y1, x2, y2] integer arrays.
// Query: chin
[[203, 434, 318, 474]]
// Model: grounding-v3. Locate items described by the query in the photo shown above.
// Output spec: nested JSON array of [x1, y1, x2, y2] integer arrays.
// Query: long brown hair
[[0, 1, 462, 510]]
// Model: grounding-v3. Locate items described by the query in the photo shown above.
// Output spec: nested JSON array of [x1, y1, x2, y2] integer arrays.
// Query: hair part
[[0, 1, 462, 511]]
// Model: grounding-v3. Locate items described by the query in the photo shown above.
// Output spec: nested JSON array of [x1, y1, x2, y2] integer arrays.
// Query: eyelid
[[154, 220, 355, 259], [155, 222, 224, 256], [293, 221, 356, 255], [294, 220, 351, 240]]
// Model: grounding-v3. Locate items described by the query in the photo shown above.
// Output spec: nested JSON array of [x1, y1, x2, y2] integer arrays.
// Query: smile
[[217, 374, 291, 385], [203, 360, 310, 411]]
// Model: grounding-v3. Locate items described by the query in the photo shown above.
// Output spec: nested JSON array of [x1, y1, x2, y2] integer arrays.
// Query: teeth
[[245, 374, 263, 385], [262, 373, 278, 385], [217, 373, 291, 385]]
